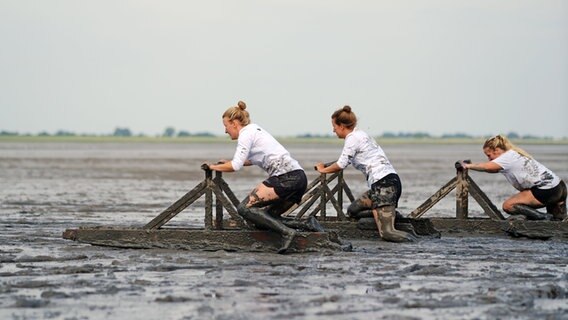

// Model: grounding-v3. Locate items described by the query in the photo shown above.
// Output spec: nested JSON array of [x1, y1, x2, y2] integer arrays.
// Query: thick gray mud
[[1, 142, 567, 319]]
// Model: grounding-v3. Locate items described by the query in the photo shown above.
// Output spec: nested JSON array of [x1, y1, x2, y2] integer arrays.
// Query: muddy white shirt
[[492, 150, 560, 191], [231, 123, 303, 177], [336, 129, 397, 188]]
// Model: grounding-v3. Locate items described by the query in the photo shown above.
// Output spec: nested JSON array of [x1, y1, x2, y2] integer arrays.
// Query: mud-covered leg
[[237, 202, 296, 253], [370, 182, 416, 242], [347, 191, 374, 219], [237, 188, 297, 254], [373, 205, 416, 242], [508, 204, 551, 221], [266, 201, 324, 232]]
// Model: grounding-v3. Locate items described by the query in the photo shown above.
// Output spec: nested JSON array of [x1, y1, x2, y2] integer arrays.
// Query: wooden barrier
[[143, 160, 507, 229], [144, 164, 243, 230], [410, 161, 505, 220]]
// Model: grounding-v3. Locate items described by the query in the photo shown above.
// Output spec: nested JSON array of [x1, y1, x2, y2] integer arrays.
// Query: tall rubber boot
[[265, 200, 325, 232], [373, 205, 416, 243], [509, 204, 551, 221], [237, 203, 297, 254], [280, 216, 325, 232], [548, 202, 567, 221]]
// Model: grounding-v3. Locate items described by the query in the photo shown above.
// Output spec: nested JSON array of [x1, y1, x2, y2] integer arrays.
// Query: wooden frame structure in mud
[[136, 162, 510, 230], [63, 161, 568, 249], [142, 164, 359, 231]]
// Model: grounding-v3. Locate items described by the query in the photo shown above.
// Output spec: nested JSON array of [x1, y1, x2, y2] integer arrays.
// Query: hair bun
[[237, 101, 247, 110], [342, 105, 351, 113]]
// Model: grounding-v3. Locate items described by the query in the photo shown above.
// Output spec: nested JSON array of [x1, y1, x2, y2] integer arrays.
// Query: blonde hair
[[483, 134, 532, 158], [222, 101, 250, 126], [331, 105, 357, 129]]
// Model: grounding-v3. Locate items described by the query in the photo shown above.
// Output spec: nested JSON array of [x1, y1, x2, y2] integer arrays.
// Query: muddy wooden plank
[[428, 218, 568, 239], [62, 228, 344, 253], [321, 218, 441, 239], [503, 220, 568, 240], [319, 218, 568, 239]]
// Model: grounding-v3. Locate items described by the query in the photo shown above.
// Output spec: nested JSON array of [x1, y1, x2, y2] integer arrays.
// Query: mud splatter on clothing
[[336, 129, 396, 188], [231, 123, 303, 177], [492, 150, 561, 191]]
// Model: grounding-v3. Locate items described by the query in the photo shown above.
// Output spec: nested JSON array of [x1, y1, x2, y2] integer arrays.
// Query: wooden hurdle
[[410, 161, 505, 220]]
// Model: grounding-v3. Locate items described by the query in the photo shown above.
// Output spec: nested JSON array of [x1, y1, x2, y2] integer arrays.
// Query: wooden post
[[320, 173, 327, 220], [215, 171, 224, 229], [337, 171, 345, 220], [456, 166, 469, 219], [204, 168, 213, 229]]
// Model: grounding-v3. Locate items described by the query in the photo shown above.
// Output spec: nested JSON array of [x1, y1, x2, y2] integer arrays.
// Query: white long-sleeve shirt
[[336, 129, 397, 188], [492, 150, 560, 191], [231, 124, 303, 177]]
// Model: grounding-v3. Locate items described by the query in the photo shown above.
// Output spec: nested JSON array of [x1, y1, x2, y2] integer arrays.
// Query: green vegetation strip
[[1, 135, 566, 145]]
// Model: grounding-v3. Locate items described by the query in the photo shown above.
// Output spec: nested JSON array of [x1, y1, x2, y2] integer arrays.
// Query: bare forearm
[[464, 162, 500, 173], [315, 162, 342, 174], [209, 161, 235, 172]]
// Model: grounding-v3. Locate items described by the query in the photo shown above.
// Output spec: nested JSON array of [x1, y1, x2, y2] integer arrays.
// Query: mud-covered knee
[[502, 203, 515, 214], [347, 202, 363, 218], [237, 203, 250, 219]]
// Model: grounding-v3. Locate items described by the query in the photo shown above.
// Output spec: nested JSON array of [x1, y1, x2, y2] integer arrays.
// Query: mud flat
[[1, 141, 567, 319]]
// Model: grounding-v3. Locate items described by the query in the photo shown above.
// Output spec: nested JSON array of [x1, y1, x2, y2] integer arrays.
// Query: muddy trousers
[[237, 203, 296, 254]]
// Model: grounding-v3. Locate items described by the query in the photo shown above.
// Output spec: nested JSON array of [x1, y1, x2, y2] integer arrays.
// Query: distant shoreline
[[1, 135, 567, 145]]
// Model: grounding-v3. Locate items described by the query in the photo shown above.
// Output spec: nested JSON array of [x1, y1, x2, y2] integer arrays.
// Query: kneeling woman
[[315, 106, 415, 242], [208, 101, 308, 253], [463, 135, 566, 221]]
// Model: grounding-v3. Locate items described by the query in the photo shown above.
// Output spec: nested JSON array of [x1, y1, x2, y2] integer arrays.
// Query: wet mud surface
[[1, 142, 567, 319]]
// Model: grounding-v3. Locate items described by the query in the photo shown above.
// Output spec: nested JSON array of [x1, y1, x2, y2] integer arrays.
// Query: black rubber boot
[[237, 203, 297, 254], [280, 216, 325, 232], [374, 206, 416, 243], [509, 204, 551, 221], [548, 202, 567, 221]]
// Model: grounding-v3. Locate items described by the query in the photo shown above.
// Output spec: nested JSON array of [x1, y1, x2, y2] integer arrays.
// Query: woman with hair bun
[[315, 105, 415, 242], [462, 135, 566, 221], [208, 101, 321, 254]]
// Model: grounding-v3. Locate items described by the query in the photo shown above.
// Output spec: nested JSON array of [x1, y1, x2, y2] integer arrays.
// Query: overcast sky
[[1, 1, 567, 137]]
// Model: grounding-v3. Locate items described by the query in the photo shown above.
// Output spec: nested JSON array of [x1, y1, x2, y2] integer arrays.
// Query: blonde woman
[[463, 135, 566, 221], [208, 101, 317, 253], [315, 105, 415, 242]]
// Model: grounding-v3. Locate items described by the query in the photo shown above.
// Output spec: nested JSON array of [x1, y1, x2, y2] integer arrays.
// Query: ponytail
[[483, 134, 531, 158]]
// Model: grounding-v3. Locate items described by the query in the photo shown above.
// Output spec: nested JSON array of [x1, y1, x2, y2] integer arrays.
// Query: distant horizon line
[[0, 128, 565, 140]]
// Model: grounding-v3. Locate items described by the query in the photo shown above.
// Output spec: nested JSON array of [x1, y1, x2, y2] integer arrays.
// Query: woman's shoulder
[[495, 149, 523, 163], [347, 129, 368, 139]]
